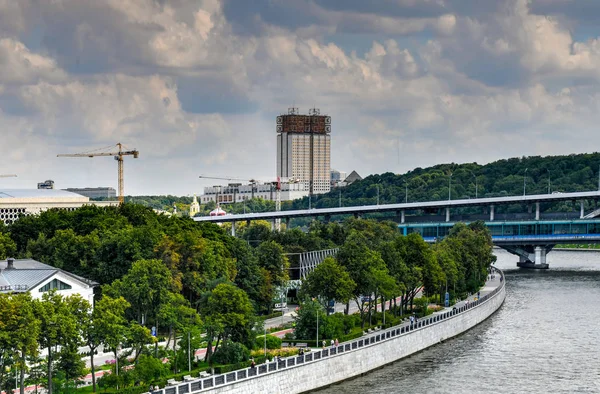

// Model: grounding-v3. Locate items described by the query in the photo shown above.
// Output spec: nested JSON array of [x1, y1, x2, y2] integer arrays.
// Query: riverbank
[[148, 269, 505, 394], [553, 247, 600, 252]]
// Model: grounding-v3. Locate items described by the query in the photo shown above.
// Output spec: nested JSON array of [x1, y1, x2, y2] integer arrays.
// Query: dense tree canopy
[[0, 203, 497, 392], [289, 152, 600, 212]]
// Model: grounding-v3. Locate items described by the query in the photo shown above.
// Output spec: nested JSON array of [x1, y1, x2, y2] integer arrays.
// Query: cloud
[[1, 0, 600, 195]]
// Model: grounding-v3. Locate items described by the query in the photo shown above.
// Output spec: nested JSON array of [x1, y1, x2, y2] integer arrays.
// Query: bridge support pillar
[[246, 219, 250, 226], [528, 204, 532, 214], [285, 218, 290, 228], [490, 205, 495, 221], [500, 244, 552, 269], [324, 215, 331, 223], [271, 220, 276, 231], [445, 207, 450, 222], [354, 213, 362, 219], [401, 210, 405, 224], [231, 221, 236, 237], [535, 202, 540, 220], [580, 201, 585, 219]]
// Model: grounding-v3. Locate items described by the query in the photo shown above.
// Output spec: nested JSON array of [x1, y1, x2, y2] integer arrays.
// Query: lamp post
[[188, 330, 191, 372], [404, 180, 408, 203], [376, 184, 380, 206], [316, 306, 319, 348], [523, 168, 528, 196], [264, 325, 267, 358], [448, 173, 453, 201], [339, 190, 342, 207], [469, 170, 478, 199], [547, 169, 551, 194]]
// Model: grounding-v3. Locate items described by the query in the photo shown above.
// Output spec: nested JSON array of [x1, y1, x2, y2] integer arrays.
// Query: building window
[[39, 279, 72, 292]]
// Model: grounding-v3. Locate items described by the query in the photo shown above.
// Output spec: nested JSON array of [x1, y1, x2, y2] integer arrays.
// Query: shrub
[[255, 334, 282, 350], [212, 342, 250, 365], [134, 354, 168, 385]]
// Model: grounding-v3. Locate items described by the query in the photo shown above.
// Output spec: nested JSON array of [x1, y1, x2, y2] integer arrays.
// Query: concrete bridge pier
[[490, 205, 495, 221], [501, 244, 553, 269], [580, 201, 585, 219], [285, 218, 290, 228], [231, 221, 236, 237], [399, 210, 405, 224], [535, 202, 540, 220], [445, 207, 450, 222]]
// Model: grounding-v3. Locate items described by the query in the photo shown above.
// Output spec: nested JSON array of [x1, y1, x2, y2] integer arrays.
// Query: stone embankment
[[149, 269, 506, 394]]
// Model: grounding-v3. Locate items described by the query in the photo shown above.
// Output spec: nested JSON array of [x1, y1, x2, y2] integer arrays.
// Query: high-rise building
[[276, 108, 331, 195]]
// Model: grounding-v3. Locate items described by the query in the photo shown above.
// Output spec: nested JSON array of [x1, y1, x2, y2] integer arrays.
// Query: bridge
[[194, 190, 600, 269], [194, 190, 600, 233], [399, 219, 600, 269]]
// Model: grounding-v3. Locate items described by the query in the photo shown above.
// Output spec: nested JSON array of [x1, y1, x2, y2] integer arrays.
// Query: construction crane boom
[[58, 143, 139, 204], [0, 175, 17, 178]]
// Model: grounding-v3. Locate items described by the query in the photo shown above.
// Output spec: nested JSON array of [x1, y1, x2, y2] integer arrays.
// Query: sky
[[2, 0, 600, 195]]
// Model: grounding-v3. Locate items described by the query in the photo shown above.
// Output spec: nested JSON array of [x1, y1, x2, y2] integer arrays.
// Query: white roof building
[[0, 189, 118, 225], [0, 258, 97, 303]]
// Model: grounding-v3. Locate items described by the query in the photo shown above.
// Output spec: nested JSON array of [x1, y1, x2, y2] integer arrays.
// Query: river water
[[318, 249, 600, 394]]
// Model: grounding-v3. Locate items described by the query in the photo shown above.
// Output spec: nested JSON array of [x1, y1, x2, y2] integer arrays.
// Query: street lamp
[[523, 168, 528, 196], [316, 305, 319, 348], [547, 168, 551, 194], [376, 184, 380, 206], [448, 173, 453, 201], [404, 180, 408, 204], [469, 170, 478, 199]]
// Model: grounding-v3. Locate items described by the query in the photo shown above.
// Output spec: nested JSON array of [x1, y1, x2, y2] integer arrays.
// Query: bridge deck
[[194, 191, 600, 223]]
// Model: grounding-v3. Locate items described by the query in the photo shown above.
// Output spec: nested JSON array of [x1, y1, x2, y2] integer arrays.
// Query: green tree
[[199, 283, 254, 363], [0, 232, 16, 260], [0, 293, 40, 394], [105, 259, 174, 325], [300, 257, 355, 314], [95, 296, 130, 387], [34, 291, 78, 394], [255, 241, 289, 288], [337, 231, 395, 328]]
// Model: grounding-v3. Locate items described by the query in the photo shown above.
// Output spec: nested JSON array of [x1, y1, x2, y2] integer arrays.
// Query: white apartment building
[[199, 182, 309, 205]]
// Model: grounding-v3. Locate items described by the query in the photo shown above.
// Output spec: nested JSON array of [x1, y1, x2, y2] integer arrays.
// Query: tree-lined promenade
[[0, 205, 495, 393]]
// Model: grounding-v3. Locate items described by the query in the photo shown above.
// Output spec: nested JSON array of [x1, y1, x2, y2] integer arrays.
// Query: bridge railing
[[143, 268, 505, 394]]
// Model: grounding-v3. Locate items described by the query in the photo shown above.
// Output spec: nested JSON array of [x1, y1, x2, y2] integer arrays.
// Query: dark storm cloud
[[176, 75, 258, 114], [313, 0, 449, 18], [530, 0, 600, 24], [222, 0, 321, 35], [38, 3, 158, 75]]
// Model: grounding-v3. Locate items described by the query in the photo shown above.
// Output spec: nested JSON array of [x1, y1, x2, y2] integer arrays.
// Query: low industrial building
[[64, 187, 117, 199], [0, 189, 118, 225], [0, 258, 97, 302]]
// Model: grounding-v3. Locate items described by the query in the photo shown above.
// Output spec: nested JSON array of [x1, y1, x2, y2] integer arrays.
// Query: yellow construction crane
[[58, 143, 139, 204]]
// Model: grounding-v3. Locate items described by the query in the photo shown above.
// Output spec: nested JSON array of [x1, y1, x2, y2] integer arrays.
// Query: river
[[317, 249, 600, 394]]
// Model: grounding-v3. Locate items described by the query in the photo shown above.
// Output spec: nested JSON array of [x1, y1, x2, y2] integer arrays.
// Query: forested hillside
[[117, 152, 600, 215], [292, 152, 600, 211]]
